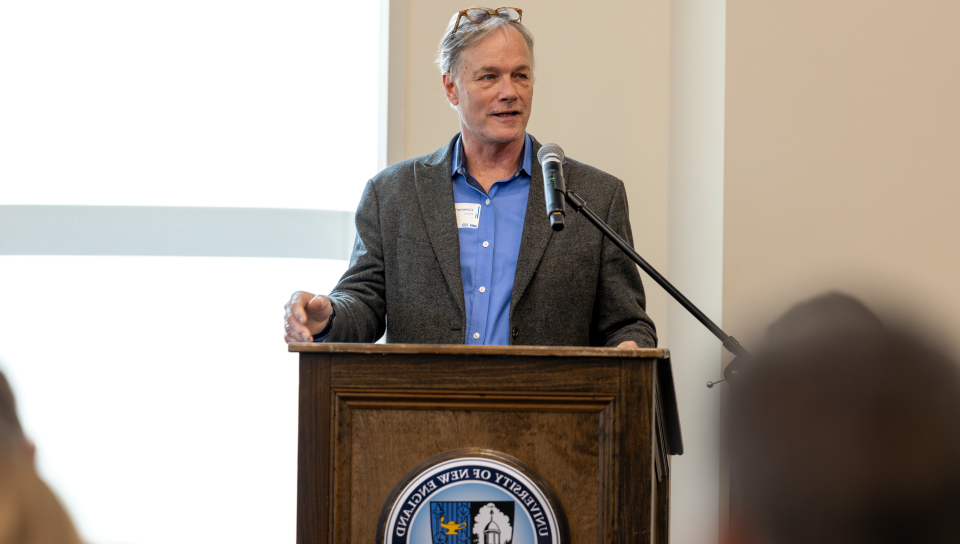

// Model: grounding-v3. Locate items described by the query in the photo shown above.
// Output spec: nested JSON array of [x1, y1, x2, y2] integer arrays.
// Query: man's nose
[[496, 77, 519, 100]]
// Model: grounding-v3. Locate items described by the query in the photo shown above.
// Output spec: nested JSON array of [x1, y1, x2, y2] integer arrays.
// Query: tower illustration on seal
[[483, 508, 501, 544]]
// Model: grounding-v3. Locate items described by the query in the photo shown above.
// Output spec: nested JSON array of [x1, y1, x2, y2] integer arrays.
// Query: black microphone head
[[537, 143, 565, 164]]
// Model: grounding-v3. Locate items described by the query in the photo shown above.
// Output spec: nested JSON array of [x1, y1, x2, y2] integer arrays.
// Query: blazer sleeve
[[590, 182, 659, 348], [324, 179, 388, 343]]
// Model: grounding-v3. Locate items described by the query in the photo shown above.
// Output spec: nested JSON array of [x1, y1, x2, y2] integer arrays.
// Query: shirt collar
[[452, 132, 533, 179]]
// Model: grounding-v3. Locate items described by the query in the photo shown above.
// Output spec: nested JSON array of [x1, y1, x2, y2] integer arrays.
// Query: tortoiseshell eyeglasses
[[452, 7, 522, 33]]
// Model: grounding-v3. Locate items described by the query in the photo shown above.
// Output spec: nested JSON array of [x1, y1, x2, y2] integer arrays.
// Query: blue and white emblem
[[378, 452, 567, 544], [429, 501, 515, 544]]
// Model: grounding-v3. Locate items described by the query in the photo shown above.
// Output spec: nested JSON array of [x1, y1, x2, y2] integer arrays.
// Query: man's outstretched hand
[[284, 291, 334, 343], [284, 293, 642, 346]]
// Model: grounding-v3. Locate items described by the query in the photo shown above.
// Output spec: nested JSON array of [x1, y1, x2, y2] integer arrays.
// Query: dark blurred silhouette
[[0, 371, 35, 463], [0, 368, 84, 544], [724, 293, 960, 544]]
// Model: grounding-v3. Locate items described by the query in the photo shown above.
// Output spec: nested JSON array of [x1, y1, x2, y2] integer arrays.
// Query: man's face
[[444, 26, 533, 146]]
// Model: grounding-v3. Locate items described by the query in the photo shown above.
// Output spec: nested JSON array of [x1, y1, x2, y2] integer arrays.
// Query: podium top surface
[[288, 342, 667, 359]]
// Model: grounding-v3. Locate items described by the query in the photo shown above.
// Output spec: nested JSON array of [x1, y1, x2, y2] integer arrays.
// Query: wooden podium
[[288, 343, 683, 544]]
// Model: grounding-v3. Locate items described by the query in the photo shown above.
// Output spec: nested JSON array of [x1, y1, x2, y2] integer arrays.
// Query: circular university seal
[[377, 449, 570, 544]]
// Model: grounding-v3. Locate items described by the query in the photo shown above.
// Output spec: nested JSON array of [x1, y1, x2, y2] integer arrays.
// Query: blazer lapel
[[414, 138, 466, 316], [511, 137, 553, 310]]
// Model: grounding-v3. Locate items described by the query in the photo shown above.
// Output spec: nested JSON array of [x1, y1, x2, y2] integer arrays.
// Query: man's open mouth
[[492, 111, 520, 118]]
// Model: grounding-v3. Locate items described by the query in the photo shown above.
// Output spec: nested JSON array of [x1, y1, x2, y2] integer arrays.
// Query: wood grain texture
[[652, 366, 670, 544], [345, 408, 601, 544], [332, 395, 351, 544], [654, 383, 669, 483], [331, 355, 621, 393], [656, 356, 684, 455], [297, 353, 332, 544], [294, 347, 678, 544], [598, 402, 617, 544], [335, 388, 616, 412], [616, 361, 656, 544], [290, 342, 666, 359], [655, 460, 671, 544]]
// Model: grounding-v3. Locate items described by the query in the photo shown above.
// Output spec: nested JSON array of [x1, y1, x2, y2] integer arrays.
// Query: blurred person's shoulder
[[0, 453, 84, 544]]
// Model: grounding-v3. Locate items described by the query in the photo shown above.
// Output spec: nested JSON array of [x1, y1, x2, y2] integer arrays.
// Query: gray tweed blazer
[[324, 134, 657, 347]]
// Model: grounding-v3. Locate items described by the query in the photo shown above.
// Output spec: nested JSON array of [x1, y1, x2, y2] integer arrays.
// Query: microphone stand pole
[[563, 190, 748, 388]]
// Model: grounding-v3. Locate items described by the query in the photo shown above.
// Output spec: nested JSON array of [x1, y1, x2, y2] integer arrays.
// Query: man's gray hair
[[436, 7, 535, 82]]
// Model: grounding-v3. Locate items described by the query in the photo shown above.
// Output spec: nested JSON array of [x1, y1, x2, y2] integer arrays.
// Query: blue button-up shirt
[[452, 133, 532, 345]]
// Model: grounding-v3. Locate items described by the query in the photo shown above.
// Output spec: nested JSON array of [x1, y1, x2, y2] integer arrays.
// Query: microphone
[[537, 143, 567, 231]]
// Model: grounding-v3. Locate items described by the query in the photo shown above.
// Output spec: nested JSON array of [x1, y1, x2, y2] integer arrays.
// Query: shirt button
[[479, 286, 486, 293], [473, 332, 480, 339], [483, 241, 489, 248], [485, 199, 491, 205]]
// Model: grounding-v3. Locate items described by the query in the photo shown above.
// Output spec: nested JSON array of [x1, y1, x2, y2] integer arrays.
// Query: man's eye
[[481, 75, 495, 80], [516, 73, 529, 79]]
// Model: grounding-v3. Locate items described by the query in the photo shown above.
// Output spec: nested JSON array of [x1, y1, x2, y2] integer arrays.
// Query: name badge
[[455, 203, 481, 229]]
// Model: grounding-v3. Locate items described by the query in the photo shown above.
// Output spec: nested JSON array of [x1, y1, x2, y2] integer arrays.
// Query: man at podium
[[284, 7, 655, 348]]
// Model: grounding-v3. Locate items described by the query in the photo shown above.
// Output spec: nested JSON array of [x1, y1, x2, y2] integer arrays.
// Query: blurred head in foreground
[[0, 371, 35, 462], [0, 368, 83, 544], [725, 293, 960, 544]]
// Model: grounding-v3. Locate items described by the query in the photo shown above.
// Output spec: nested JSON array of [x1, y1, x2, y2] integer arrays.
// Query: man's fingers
[[284, 291, 314, 331], [306, 294, 331, 318], [284, 332, 312, 343], [617, 340, 639, 349], [284, 319, 304, 338], [290, 294, 308, 324], [284, 291, 329, 343], [284, 324, 313, 343], [284, 309, 314, 340], [292, 293, 313, 323]]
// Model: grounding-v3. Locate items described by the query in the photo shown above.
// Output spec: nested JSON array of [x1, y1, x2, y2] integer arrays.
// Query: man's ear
[[442, 72, 459, 106]]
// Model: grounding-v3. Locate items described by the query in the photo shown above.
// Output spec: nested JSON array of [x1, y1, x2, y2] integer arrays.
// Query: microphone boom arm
[[564, 190, 748, 387]]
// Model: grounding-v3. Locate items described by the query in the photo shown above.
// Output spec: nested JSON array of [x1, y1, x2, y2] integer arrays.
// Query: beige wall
[[725, 1, 960, 352], [396, 0, 672, 336], [385, 0, 960, 540], [389, 4, 736, 540], [668, 0, 726, 542]]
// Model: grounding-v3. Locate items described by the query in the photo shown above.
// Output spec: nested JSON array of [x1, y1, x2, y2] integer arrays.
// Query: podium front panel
[[290, 344, 680, 544]]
